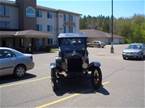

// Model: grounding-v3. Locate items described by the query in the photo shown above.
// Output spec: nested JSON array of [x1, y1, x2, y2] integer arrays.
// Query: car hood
[[123, 49, 142, 53]]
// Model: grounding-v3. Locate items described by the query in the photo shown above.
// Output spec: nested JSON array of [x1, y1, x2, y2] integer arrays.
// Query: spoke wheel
[[91, 67, 102, 89], [14, 65, 26, 78], [123, 56, 127, 60], [51, 69, 62, 92]]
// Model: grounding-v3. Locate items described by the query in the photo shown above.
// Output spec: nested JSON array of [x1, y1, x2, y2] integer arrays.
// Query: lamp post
[[110, 0, 114, 53]]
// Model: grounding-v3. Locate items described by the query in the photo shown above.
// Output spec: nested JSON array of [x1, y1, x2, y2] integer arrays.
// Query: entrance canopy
[[0, 30, 52, 38]]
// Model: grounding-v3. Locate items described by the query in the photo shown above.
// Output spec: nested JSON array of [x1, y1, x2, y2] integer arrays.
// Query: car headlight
[[82, 62, 88, 69]]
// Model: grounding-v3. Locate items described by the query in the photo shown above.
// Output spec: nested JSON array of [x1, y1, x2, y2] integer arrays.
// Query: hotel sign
[[26, 6, 36, 17]]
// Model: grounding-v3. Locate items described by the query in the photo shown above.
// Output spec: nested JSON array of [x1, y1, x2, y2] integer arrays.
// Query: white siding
[[75, 16, 80, 32], [36, 10, 57, 33], [58, 13, 64, 33]]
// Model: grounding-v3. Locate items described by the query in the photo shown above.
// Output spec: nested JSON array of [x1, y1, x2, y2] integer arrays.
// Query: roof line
[[0, 1, 80, 15]]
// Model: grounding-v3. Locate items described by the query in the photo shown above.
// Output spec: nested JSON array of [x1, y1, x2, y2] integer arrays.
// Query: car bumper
[[122, 54, 142, 59]]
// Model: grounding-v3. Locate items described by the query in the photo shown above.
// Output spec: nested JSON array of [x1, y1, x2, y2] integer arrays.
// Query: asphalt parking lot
[[0, 44, 144, 108]]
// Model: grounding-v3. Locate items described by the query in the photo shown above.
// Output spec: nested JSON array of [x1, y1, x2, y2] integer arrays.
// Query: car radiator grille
[[67, 57, 83, 72]]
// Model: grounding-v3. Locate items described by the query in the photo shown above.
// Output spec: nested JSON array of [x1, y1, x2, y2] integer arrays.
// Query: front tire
[[123, 56, 127, 60], [91, 67, 102, 90], [51, 68, 62, 92], [140, 55, 144, 60], [14, 65, 26, 78]]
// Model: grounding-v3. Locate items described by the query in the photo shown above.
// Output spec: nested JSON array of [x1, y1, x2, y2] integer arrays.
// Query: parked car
[[0, 47, 34, 78], [122, 43, 145, 60], [87, 41, 105, 48]]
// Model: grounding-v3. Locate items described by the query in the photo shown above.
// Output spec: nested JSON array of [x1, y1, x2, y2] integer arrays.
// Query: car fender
[[88, 61, 101, 71]]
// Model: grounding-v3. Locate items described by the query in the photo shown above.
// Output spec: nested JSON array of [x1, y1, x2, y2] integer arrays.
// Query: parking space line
[[0, 76, 51, 89], [36, 93, 80, 108], [36, 81, 110, 108], [102, 81, 110, 85]]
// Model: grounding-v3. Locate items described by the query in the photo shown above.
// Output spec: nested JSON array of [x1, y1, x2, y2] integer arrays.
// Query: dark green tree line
[[80, 14, 145, 43]]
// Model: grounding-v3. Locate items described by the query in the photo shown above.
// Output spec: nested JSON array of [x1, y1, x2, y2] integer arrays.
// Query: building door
[[2, 39, 6, 47], [38, 39, 43, 49], [31, 38, 37, 52]]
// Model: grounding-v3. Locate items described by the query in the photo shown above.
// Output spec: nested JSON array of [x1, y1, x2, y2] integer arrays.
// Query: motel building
[[0, 0, 80, 52]]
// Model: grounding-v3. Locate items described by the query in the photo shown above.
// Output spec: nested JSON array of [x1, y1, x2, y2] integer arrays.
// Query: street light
[[110, 0, 114, 53]]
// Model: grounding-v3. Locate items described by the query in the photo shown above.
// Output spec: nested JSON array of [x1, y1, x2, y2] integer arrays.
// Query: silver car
[[122, 43, 145, 60], [0, 47, 34, 78], [87, 41, 105, 48]]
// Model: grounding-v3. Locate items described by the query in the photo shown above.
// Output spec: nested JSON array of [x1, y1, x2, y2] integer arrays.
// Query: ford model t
[[50, 33, 102, 91]]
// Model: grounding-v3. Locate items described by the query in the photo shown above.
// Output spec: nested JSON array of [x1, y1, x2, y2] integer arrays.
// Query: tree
[[80, 14, 145, 43]]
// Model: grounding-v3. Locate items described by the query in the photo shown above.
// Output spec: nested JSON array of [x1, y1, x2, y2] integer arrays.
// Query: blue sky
[[37, 0, 144, 18], [10, 0, 144, 18]]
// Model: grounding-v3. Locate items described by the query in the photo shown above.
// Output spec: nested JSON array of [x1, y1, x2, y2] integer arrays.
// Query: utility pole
[[111, 0, 114, 53]]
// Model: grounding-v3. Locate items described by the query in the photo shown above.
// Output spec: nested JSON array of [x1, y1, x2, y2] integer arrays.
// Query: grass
[[50, 48, 59, 53]]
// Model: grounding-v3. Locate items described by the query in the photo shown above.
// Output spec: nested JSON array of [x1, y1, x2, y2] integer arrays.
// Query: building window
[[0, 21, 9, 29], [47, 25, 52, 32], [0, 5, 5, 16], [36, 10, 42, 17], [47, 12, 52, 18], [64, 26, 66, 33], [26, 6, 36, 17], [69, 15, 73, 21], [69, 27, 73, 33], [64, 14, 66, 22], [0, 5, 9, 16], [5, 7, 9, 16], [36, 24, 43, 31], [48, 39, 53, 45]]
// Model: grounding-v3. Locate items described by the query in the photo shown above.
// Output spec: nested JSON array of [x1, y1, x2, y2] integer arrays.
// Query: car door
[[0, 49, 16, 76]]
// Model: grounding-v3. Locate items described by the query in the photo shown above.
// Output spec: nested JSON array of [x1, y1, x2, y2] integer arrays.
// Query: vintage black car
[[50, 33, 102, 91]]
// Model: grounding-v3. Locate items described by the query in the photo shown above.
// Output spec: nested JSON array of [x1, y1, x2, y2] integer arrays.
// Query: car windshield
[[60, 38, 86, 50], [127, 44, 143, 49]]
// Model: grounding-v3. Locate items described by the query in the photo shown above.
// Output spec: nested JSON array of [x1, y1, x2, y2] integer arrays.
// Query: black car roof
[[58, 33, 87, 38]]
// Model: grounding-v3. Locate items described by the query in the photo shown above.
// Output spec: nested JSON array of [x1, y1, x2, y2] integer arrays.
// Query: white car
[[122, 43, 145, 60], [0, 47, 34, 78], [87, 41, 105, 48]]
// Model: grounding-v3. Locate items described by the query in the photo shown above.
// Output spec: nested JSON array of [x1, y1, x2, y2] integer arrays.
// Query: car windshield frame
[[59, 38, 87, 51], [127, 44, 143, 49]]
